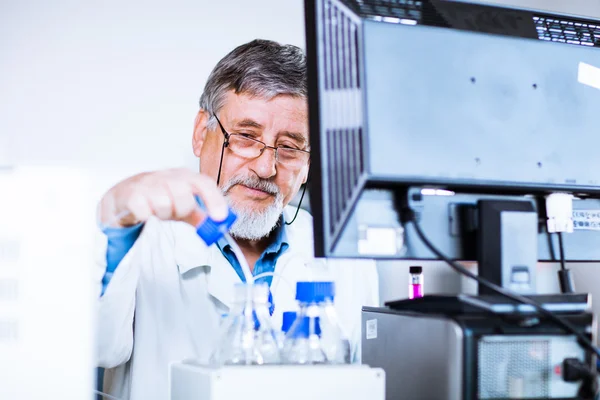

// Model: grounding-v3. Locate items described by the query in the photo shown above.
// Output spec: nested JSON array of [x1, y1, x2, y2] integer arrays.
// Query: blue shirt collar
[[216, 214, 289, 256]]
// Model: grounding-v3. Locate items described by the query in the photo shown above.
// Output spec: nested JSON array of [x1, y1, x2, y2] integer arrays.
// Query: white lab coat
[[94, 206, 379, 400]]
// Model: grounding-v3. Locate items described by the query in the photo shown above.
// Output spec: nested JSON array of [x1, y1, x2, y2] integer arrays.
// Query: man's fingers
[[164, 180, 199, 221], [125, 194, 154, 225], [98, 168, 229, 227], [146, 190, 175, 220], [187, 173, 229, 221]]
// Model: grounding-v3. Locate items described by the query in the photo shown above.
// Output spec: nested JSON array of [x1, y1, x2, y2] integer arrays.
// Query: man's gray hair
[[199, 39, 307, 129]]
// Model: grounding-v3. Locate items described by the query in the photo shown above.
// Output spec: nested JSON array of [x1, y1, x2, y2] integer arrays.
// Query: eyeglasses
[[213, 113, 310, 169]]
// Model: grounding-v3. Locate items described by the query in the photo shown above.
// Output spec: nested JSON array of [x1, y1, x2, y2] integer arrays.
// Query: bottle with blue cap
[[276, 311, 297, 351], [193, 195, 237, 246], [316, 282, 351, 364], [283, 314, 325, 364], [211, 282, 280, 365], [283, 281, 350, 364], [252, 282, 281, 364]]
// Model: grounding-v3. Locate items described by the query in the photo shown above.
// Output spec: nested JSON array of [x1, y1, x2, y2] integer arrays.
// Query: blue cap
[[195, 209, 237, 246], [295, 281, 335, 303], [288, 316, 321, 338], [193, 195, 237, 246], [281, 311, 297, 333]]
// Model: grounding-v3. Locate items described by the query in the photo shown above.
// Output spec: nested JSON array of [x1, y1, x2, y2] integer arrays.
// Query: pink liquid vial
[[409, 266, 423, 299]]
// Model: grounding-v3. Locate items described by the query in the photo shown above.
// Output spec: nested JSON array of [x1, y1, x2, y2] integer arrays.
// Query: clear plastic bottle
[[318, 294, 351, 364], [283, 281, 350, 364], [283, 315, 325, 364], [211, 283, 280, 365], [252, 283, 281, 364], [276, 311, 297, 351]]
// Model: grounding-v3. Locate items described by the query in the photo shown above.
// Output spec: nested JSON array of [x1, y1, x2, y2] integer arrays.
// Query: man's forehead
[[222, 92, 309, 138]]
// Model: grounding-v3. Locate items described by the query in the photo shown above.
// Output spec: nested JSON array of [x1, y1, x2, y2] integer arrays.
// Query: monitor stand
[[476, 199, 538, 295]]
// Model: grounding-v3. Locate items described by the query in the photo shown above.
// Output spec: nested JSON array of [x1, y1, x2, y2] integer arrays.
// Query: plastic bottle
[[193, 195, 237, 246], [409, 266, 424, 299], [276, 311, 297, 351], [211, 283, 280, 365], [283, 282, 350, 364], [316, 286, 351, 364], [281, 311, 297, 334], [252, 283, 281, 364], [283, 315, 325, 365]]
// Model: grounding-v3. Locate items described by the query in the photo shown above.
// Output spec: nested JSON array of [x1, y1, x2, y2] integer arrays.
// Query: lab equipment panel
[[362, 306, 593, 400], [170, 361, 385, 400]]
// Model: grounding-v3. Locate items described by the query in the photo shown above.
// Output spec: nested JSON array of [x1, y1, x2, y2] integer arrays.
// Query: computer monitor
[[305, 0, 600, 266]]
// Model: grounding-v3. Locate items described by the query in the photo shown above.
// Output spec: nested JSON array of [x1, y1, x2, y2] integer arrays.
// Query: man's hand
[[98, 168, 228, 228]]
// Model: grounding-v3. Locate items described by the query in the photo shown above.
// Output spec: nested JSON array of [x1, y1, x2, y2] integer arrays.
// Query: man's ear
[[301, 163, 310, 184], [192, 110, 210, 157]]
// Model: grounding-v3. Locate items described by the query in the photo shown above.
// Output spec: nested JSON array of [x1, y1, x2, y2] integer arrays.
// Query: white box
[[170, 361, 385, 400]]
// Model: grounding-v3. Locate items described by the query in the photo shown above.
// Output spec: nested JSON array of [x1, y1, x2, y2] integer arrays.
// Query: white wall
[[1, 0, 305, 201]]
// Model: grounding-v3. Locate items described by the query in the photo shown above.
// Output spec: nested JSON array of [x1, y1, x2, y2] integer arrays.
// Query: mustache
[[221, 175, 280, 196]]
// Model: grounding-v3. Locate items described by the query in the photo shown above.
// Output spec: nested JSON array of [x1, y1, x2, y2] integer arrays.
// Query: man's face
[[193, 91, 309, 239]]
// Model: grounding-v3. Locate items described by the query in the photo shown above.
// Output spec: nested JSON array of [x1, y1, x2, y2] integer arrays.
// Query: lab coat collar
[[173, 206, 314, 308]]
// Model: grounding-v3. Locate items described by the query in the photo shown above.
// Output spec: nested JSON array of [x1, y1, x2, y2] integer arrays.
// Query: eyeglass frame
[[210, 112, 311, 226], [212, 113, 310, 168]]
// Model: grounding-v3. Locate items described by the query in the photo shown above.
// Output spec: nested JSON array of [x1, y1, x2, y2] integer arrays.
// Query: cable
[[556, 231, 576, 293], [252, 271, 294, 291], [286, 177, 309, 226], [406, 208, 600, 360], [558, 232, 567, 271], [546, 228, 557, 261]]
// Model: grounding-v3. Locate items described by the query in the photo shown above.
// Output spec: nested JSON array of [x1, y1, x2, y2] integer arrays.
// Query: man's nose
[[249, 147, 277, 179]]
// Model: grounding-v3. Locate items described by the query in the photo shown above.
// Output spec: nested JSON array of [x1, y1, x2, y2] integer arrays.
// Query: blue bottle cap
[[295, 281, 335, 303], [195, 208, 237, 246], [281, 311, 297, 333], [193, 195, 237, 246]]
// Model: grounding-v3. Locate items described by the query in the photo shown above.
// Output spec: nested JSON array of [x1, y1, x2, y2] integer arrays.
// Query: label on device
[[572, 209, 600, 230]]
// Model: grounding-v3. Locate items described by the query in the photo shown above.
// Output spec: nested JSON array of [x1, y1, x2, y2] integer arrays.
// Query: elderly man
[[95, 39, 378, 400]]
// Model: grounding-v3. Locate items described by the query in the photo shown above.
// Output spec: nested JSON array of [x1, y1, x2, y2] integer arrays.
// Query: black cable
[[558, 232, 567, 271], [285, 179, 308, 226], [556, 231, 575, 293], [406, 209, 600, 360], [546, 228, 557, 261]]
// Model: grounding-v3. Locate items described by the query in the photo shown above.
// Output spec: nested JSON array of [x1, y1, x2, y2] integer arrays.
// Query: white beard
[[221, 175, 285, 241]]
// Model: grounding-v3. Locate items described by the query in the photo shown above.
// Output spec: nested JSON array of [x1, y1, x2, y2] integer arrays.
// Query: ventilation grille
[[322, 0, 361, 90], [349, 0, 423, 22], [321, 0, 366, 236], [534, 15, 600, 47], [327, 128, 364, 234], [478, 339, 550, 399], [340, 0, 600, 49]]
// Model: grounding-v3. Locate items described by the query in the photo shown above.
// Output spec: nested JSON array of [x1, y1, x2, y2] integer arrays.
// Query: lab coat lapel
[[204, 245, 241, 310], [173, 222, 241, 310]]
